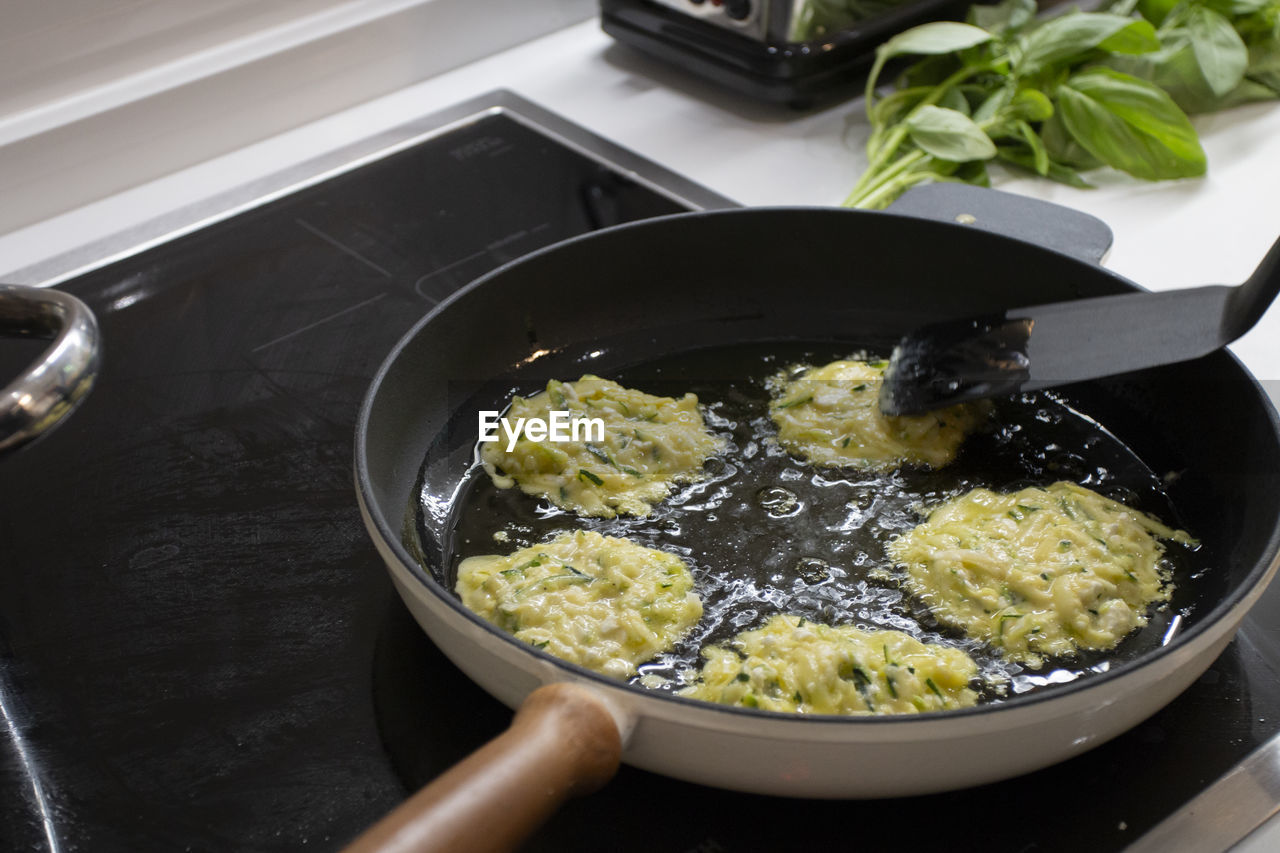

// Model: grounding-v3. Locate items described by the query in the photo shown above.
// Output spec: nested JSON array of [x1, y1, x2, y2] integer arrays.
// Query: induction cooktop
[[2, 90, 1279, 853]]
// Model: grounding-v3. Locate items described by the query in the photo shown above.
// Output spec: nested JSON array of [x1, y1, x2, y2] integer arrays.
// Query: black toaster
[[601, 0, 973, 107]]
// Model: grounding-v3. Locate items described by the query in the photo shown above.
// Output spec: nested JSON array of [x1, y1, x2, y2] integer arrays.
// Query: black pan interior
[[357, 207, 1280, 708]]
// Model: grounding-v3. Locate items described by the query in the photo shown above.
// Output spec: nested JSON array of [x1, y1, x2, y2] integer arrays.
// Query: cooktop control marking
[[413, 223, 552, 304], [250, 292, 389, 353], [295, 217, 393, 277]]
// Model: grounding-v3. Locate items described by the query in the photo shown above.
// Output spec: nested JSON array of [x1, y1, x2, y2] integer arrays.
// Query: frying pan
[[351, 201, 1280, 851]]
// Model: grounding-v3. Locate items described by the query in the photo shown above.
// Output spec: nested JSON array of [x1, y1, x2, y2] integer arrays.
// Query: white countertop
[[3, 16, 1278, 381]]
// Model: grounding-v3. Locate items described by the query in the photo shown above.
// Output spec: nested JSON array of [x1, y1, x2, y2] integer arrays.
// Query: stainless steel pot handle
[[1, 283, 101, 457]]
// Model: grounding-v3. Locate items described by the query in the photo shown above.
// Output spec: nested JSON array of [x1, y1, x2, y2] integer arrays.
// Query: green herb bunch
[[843, 0, 1280, 209]]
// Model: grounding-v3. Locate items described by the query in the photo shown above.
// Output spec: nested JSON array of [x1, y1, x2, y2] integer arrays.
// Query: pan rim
[[355, 205, 1280, 726]]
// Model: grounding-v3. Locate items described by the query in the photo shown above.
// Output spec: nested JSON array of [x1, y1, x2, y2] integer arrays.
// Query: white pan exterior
[[359, 492, 1280, 798]]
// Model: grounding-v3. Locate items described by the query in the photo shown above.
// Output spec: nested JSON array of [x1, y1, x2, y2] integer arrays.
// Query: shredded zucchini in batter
[[456, 530, 703, 679], [888, 481, 1196, 667], [679, 614, 978, 714], [481, 375, 722, 517], [770, 359, 986, 470]]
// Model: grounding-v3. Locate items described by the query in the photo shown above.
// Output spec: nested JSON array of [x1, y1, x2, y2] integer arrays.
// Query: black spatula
[[879, 235, 1280, 416]]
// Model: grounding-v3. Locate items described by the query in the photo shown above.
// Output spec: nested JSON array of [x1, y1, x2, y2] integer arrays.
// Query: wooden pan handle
[[343, 683, 623, 853]]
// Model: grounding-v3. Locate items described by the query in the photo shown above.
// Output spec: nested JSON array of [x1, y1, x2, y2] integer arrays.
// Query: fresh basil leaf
[[973, 83, 1015, 121], [978, 117, 1017, 139], [905, 105, 998, 161], [1137, 0, 1181, 26], [928, 159, 962, 178], [969, 0, 1037, 36], [1247, 41, 1280, 94], [790, 0, 880, 40], [1097, 17, 1164, 54], [1018, 13, 1160, 75], [1041, 110, 1105, 169], [1106, 37, 1203, 106], [1228, 76, 1280, 103], [870, 86, 933, 126], [1242, 12, 1280, 93], [879, 21, 996, 59], [866, 22, 993, 105], [1016, 119, 1051, 173], [972, 85, 1048, 125], [1109, 32, 1268, 113], [901, 53, 967, 89], [1008, 87, 1055, 121], [938, 85, 972, 115], [1205, 0, 1271, 15], [1186, 5, 1250, 95], [953, 159, 992, 186], [997, 146, 1095, 187], [1056, 67, 1206, 179]]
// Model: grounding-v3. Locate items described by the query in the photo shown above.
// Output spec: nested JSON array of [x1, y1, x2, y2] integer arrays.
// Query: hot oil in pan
[[436, 342, 1206, 702]]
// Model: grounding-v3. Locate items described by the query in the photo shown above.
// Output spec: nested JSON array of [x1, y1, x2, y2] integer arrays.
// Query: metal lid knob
[[1, 283, 101, 458]]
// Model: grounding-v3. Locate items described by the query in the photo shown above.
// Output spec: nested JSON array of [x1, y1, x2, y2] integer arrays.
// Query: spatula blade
[[879, 314, 1032, 416], [879, 285, 1235, 416]]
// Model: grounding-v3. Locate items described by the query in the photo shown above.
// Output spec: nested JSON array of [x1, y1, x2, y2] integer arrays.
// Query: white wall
[[3, 1, 351, 126], [0, 0, 595, 237]]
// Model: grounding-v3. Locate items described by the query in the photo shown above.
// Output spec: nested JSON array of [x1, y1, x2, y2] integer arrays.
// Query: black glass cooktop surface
[[2, 91, 1279, 853]]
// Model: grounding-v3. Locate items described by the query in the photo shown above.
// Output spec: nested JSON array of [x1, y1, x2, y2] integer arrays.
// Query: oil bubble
[[757, 486, 801, 517], [795, 557, 831, 584]]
